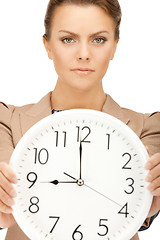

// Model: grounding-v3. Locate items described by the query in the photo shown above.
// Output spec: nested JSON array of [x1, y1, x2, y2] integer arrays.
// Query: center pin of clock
[[63, 172, 84, 186], [77, 179, 84, 186]]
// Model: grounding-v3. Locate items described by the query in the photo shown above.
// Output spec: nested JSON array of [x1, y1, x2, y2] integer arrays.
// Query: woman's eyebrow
[[58, 30, 109, 37]]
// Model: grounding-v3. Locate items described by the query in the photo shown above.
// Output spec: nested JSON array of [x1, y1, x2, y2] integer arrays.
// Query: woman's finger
[[0, 171, 17, 198], [0, 186, 15, 208], [145, 153, 160, 170], [0, 199, 13, 214], [0, 162, 17, 184]]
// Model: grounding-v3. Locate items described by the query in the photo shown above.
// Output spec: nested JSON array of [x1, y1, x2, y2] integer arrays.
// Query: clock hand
[[64, 172, 122, 207], [41, 180, 77, 185], [84, 184, 122, 207], [63, 172, 77, 180], [79, 140, 82, 179]]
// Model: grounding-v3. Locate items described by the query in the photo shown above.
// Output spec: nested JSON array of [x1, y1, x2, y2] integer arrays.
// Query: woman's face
[[43, 4, 118, 91]]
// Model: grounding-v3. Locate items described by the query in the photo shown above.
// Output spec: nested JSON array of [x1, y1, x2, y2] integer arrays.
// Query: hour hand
[[41, 179, 77, 185]]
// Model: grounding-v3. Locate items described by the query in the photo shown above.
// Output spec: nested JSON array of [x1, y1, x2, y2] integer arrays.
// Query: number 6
[[72, 225, 83, 240]]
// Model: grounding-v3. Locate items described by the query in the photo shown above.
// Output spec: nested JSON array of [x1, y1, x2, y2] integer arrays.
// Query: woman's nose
[[77, 42, 90, 61]]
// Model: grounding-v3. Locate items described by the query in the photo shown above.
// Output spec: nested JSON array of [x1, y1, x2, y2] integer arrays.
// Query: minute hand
[[79, 140, 82, 179]]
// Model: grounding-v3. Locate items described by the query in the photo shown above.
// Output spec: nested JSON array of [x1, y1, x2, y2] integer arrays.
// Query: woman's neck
[[51, 82, 107, 112]]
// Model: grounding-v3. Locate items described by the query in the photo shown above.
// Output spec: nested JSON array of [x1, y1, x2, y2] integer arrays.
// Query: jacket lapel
[[20, 92, 52, 136], [102, 94, 130, 125]]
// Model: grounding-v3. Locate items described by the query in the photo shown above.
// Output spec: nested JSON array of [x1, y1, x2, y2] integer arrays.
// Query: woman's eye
[[94, 38, 107, 44], [61, 38, 74, 44]]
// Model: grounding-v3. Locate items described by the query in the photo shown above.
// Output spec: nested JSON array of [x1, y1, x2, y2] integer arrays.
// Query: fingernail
[[147, 183, 155, 191], [11, 177, 18, 184], [5, 207, 13, 214], [10, 189, 17, 198], [145, 162, 152, 170], [151, 190, 157, 196], [145, 173, 152, 182], [7, 198, 15, 206]]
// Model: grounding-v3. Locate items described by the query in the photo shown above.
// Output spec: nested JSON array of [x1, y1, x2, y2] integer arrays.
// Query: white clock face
[[10, 109, 152, 240]]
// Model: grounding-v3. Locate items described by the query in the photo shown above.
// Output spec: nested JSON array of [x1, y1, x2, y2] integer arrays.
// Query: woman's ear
[[110, 39, 119, 60], [42, 35, 53, 60]]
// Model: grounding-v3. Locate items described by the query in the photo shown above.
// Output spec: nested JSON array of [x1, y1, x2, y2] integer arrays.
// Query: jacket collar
[[102, 94, 130, 125], [20, 92, 130, 136], [20, 92, 52, 136]]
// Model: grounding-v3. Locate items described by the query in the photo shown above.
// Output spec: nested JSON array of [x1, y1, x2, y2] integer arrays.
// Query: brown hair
[[43, 0, 122, 41]]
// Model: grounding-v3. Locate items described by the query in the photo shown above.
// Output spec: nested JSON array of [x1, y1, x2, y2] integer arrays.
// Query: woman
[[0, 0, 160, 240]]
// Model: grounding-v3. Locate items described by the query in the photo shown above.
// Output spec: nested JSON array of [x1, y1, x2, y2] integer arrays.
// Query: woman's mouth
[[71, 68, 95, 75]]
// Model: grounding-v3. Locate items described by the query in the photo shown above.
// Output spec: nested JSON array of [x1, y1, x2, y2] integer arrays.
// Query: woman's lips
[[71, 69, 95, 75]]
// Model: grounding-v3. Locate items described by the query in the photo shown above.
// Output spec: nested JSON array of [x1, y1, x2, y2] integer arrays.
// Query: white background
[[0, 0, 159, 239]]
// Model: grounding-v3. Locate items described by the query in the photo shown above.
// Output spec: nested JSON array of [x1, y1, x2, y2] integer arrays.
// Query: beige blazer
[[0, 92, 160, 240]]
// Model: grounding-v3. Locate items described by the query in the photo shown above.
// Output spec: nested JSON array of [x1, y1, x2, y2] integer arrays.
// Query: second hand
[[63, 172, 122, 207]]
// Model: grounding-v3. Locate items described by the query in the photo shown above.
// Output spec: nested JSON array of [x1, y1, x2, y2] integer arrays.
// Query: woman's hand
[[0, 162, 17, 228], [145, 152, 160, 217]]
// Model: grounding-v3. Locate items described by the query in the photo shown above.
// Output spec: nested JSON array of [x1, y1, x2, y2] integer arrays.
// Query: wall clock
[[10, 109, 153, 240]]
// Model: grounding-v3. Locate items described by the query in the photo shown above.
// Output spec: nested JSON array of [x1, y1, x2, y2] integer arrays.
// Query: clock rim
[[10, 109, 153, 240]]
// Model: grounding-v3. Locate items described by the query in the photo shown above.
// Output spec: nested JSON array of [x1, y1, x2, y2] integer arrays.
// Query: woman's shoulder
[[121, 104, 160, 134], [0, 92, 52, 119], [122, 106, 160, 123], [0, 92, 52, 136], [107, 94, 160, 123], [119, 104, 160, 155], [141, 111, 160, 136], [0, 101, 35, 133], [105, 94, 160, 139], [0, 101, 34, 119], [0, 101, 15, 111], [0, 101, 15, 128], [0, 101, 34, 111]]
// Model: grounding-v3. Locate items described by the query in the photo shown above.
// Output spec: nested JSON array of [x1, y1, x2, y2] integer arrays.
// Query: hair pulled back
[[43, 0, 122, 41]]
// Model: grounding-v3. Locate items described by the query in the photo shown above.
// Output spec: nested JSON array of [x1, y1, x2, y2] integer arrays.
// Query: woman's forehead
[[51, 4, 115, 33]]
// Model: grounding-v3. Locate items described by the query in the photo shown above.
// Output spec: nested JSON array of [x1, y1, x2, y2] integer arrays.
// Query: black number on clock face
[[97, 219, 109, 236], [106, 134, 110, 149], [118, 203, 129, 218], [76, 126, 91, 143], [125, 177, 135, 194], [72, 225, 83, 240], [27, 172, 37, 188], [49, 216, 60, 233], [34, 148, 49, 165], [122, 153, 132, 169], [29, 196, 39, 214], [54, 131, 67, 147]]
